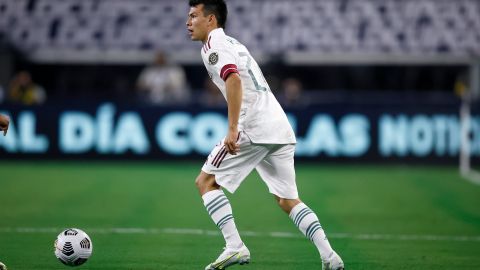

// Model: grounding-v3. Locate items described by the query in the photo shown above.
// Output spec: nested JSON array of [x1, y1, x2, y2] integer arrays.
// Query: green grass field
[[0, 162, 480, 269]]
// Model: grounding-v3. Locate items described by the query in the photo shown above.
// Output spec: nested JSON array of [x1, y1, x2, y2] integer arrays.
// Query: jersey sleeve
[[206, 43, 239, 81]]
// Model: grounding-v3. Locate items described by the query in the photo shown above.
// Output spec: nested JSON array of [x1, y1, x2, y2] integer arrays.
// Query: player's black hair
[[189, 0, 228, 28]]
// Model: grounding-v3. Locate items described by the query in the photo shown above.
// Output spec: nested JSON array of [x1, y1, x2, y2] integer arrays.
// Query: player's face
[[186, 5, 209, 43]]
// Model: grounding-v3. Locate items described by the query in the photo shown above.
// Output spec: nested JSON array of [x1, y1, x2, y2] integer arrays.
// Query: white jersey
[[201, 28, 296, 144]]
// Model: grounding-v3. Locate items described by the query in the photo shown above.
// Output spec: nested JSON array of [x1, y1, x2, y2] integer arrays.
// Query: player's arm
[[0, 114, 10, 136], [225, 73, 242, 155]]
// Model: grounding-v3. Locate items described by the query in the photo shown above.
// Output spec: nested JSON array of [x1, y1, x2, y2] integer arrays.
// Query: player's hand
[[225, 128, 240, 155], [0, 114, 9, 136]]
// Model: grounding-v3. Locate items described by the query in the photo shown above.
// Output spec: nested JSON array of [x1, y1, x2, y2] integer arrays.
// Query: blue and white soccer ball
[[54, 228, 93, 266]]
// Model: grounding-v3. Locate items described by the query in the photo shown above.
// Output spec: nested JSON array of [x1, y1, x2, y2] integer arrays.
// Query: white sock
[[289, 203, 333, 261], [202, 189, 243, 249]]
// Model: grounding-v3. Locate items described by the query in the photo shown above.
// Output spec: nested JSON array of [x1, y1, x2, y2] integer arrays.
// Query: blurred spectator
[[200, 78, 225, 108], [278, 77, 308, 108], [136, 51, 190, 105], [8, 71, 47, 105], [454, 72, 468, 99]]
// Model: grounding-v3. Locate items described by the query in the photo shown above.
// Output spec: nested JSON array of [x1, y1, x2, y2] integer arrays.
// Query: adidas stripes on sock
[[289, 202, 333, 261], [202, 189, 243, 249]]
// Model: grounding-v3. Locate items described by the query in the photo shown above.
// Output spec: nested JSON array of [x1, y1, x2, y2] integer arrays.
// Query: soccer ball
[[54, 228, 93, 266]]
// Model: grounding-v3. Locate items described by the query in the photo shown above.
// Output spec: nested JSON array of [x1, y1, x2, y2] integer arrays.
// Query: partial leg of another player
[[196, 171, 250, 269]]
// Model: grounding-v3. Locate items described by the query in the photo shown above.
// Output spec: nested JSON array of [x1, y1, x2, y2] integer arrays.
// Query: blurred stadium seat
[[0, 0, 479, 63]]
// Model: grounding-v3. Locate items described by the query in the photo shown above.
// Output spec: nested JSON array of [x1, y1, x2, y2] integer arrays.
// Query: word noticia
[[0, 104, 479, 159]]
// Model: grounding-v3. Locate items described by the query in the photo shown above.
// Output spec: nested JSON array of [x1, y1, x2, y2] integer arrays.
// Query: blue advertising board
[[1, 103, 479, 162]]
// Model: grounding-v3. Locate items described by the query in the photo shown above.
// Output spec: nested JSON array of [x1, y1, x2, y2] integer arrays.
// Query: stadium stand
[[0, 0, 477, 103], [0, 0, 479, 62]]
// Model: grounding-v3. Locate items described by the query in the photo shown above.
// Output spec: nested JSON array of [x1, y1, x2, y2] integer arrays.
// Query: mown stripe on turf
[[2, 227, 480, 242]]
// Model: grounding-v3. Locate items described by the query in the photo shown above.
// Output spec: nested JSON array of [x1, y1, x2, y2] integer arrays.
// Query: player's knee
[[194, 175, 206, 190], [195, 173, 217, 193], [276, 198, 290, 212], [276, 197, 301, 214]]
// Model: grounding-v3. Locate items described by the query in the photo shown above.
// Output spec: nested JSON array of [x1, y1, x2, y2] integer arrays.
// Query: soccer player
[[186, 1, 344, 269], [0, 114, 9, 136]]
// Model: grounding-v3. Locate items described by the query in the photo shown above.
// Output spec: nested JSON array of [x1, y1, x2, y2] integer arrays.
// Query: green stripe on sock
[[217, 215, 234, 229], [293, 208, 309, 225], [216, 214, 233, 227], [308, 225, 322, 241], [295, 209, 313, 227], [207, 197, 228, 214], [305, 221, 320, 239], [205, 194, 226, 209], [209, 201, 230, 216]]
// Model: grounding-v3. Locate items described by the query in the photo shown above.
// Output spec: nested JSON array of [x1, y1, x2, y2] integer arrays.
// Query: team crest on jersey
[[208, 52, 219, 65]]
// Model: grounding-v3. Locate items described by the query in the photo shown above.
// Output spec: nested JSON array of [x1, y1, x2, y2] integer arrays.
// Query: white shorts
[[201, 131, 298, 199]]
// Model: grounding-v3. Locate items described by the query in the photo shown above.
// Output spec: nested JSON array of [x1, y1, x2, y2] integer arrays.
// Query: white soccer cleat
[[205, 244, 250, 270], [322, 251, 344, 270], [0, 262, 7, 270]]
